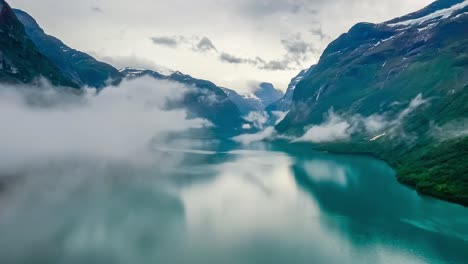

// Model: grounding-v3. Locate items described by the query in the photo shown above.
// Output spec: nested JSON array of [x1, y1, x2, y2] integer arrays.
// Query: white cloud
[[294, 93, 430, 143], [244, 111, 269, 129], [271, 111, 289, 125], [397, 93, 428, 120], [0, 77, 209, 173], [296, 110, 352, 143], [233, 127, 276, 144], [431, 119, 468, 141]]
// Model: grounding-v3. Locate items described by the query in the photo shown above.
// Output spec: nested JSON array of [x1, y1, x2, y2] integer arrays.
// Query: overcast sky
[[9, 0, 433, 93]]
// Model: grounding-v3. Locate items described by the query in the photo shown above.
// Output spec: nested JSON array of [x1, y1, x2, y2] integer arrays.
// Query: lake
[[0, 140, 467, 264]]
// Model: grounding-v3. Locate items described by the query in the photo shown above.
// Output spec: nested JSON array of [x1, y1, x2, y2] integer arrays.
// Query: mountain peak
[[386, 0, 468, 27], [12, 8, 42, 34], [0, 0, 78, 87], [253, 82, 284, 107], [12, 8, 121, 88]]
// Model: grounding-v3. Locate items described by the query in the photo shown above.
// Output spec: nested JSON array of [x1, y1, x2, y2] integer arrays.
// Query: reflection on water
[[0, 141, 467, 264]]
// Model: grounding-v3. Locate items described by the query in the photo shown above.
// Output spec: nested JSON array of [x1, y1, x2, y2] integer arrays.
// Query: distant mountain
[[121, 68, 248, 136], [0, 0, 77, 87], [253, 82, 284, 107], [13, 9, 122, 88], [221, 87, 264, 115], [277, 0, 468, 205], [267, 66, 315, 112], [222, 83, 284, 116]]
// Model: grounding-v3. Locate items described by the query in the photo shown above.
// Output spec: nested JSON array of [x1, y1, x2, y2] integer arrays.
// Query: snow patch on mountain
[[387, 0, 468, 27], [120, 65, 174, 77]]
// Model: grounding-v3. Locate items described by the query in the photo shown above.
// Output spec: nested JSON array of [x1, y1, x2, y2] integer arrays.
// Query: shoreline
[[270, 140, 468, 208]]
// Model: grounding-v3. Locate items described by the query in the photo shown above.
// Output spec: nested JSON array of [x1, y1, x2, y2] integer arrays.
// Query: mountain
[[121, 68, 248, 136], [222, 83, 284, 116], [0, 0, 77, 87], [267, 65, 315, 112], [13, 9, 122, 89], [221, 87, 264, 115], [277, 0, 468, 205], [253, 82, 284, 107]]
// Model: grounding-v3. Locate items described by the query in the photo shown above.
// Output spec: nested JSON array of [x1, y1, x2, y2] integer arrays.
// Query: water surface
[[0, 141, 467, 264]]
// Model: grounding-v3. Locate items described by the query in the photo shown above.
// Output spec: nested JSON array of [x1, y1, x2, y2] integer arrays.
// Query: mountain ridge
[[120, 68, 249, 136], [276, 0, 468, 206], [0, 0, 78, 87], [13, 8, 122, 89]]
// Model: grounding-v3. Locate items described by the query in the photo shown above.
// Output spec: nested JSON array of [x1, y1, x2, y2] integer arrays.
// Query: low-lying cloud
[[296, 110, 352, 143], [233, 127, 277, 145], [431, 118, 468, 141], [0, 77, 209, 173], [235, 93, 431, 145], [296, 93, 430, 143]]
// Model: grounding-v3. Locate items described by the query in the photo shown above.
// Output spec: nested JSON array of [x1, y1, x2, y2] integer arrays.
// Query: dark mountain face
[[0, 1, 77, 87], [13, 9, 122, 89], [276, 0, 468, 205], [121, 68, 248, 136], [267, 65, 315, 112]]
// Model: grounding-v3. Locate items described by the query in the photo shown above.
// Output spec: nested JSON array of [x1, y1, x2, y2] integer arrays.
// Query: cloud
[[0, 78, 209, 173], [233, 0, 321, 17], [282, 35, 313, 56], [217, 33, 315, 71], [148, 32, 313, 72], [90, 53, 173, 74], [281, 33, 318, 65], [293, 93, 430, 143], [362, 114, 388, 133], [233, 127, 276, 144], [296, 110, 352, 143], [244, 111, 269, 129], [271, 111, 289, 125], [397, 93, 428, 120], [148, 31, 313, 72], [151, 36, 185, 48], [90, 6, 103, 13], [150, 35, 218, 53], [219, 52, 245, 64], [431, 119, 468, 141], [219, 52, 259, 65], [193, 37, 218, 53], [219, 52, 293, 71], [310, 26, 327, 40], [259, 59, 292, 71]]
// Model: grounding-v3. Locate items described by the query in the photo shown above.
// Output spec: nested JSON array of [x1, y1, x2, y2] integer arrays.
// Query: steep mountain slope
[[267, 65, 315, 112], [0, 0, 77, 87], [13, 9, 122, 88], [121, 68, 247, 136], [277, 0, 468, 205]]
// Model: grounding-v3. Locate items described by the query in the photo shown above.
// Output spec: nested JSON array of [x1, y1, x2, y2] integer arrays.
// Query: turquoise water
[[0, 142, 467, 263]]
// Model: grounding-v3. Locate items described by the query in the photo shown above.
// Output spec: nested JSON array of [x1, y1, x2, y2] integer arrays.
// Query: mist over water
[[0, 81, 467, 264], [0, 140, 467, 263]]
